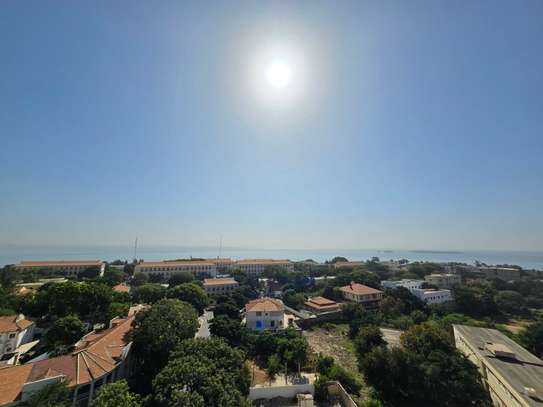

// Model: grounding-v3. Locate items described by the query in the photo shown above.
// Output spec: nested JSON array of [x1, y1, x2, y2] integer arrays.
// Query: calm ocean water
[[1, 245, 543, 270]]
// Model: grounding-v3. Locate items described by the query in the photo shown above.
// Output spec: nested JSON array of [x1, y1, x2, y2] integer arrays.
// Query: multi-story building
[[410, 288, 452, 305], [15, 261, 105, 277], [203, 278, 239, 295], [339, 283, 383, 309], [207, 258, 235, 273], [245, 298, 293, 331], [425, 273, 461, 289], [303, 297, 340, 314], [381, 279, 424, 290], [381, 279, 452, 304], [453, 325, 543, 407], [0, 314, 136, 407], [478, 267, 522, 282], [134, 260, 217, 278], [234, 259, 293, 276], [0, 315, 34, 359]]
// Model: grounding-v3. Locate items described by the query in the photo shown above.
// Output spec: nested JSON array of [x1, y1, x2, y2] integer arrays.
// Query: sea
[[1, 245, 543, 271]]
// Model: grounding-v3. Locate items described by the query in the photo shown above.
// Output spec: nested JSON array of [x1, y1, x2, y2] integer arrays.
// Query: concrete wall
[[249, 384, 314, 400]]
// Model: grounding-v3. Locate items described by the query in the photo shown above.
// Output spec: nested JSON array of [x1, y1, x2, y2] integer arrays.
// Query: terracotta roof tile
[[340, 283, 383, 296], [203, 278, 238, 286], [17, 260, 102, 268], [0, 315, 34, 333], [245, 298, 285, 312]]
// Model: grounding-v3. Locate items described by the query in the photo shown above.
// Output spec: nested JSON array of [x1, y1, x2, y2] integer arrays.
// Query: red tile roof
[[0, 314, 135, 405], [245, 297, 285, 312], [0, 315, 34, 333], [340, 283, 383, 296], [112, 284, 130, 293], [203, 278, 238, 286]]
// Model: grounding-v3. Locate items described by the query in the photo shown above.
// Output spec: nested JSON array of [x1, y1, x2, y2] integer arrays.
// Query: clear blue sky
[[1, 1, 542, 251]]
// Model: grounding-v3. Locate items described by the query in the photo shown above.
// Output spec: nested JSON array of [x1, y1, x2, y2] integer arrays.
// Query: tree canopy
[[131, 299, 199, 391], [91, 380, 141, 407], [166, 283, 209, 314]]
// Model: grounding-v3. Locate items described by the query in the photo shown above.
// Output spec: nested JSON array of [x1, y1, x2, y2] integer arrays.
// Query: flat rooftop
[[453, 325, 543, 406]]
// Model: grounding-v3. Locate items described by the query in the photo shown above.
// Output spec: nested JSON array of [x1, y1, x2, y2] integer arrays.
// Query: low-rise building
[[303, 297, 340, 314], [453, 324, 543, 407], [135, 260, 217, 278], [381, 279, 424, 290], [245, 297, 293, 331], [0, 314, 136, 407], [0, 315, 35, 360], [410, 288, 452, 305], [425, 273, 461, 289], [339, 283, 383, 309], [234, 259, 294, 276], [207, 258, 235, 272], [203, 277, 239, 295], [478, 267, 522, 282], [15, 261, 105, 277]]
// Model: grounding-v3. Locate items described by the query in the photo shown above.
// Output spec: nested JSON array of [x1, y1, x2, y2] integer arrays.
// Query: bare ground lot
[[303, 324, 369, 403]]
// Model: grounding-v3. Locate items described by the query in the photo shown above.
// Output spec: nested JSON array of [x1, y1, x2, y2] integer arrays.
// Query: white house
[[245, 298, 293, 331], [0, 314, 35, 359], [203, 278, 239, 295]]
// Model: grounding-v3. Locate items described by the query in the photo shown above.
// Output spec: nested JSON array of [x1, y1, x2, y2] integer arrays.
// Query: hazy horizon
[[2, 1, 542, 252]]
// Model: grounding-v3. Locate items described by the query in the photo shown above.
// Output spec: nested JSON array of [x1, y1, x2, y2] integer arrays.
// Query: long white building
[[15, 260, 105, 277], [233, 259, 294, 276], [134, 260, 217, 278]]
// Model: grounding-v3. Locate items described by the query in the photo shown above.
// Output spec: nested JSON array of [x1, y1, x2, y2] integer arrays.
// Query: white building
[[0, 314, 136, 407], [410, 288, 452, 305], [203, 277, 239, 295], [245, 298, 294, 331], [381, 279, 424, 290], [234, 259, 294, 276], [381, 279, 452, 304], [453, 325, 543, 407], [135, 260, 217, 278], [0, 314, 35, 359], [15, 261, 105, 277]]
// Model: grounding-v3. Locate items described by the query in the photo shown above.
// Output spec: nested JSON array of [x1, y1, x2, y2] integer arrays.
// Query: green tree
[[131, 284, 166, 304], [359, 323, 491, 407], [209, 315, 248, 347], [150, 338, 251, 407], [107, 302, 130, 321], [166, 283, 209, 314], [91, 380, 141, 407], [102, 268, 127, 286], [266, 354, 282, 384], [354, 325, 385, 358], [517, 319, 543, 358], [19, 381, 71, 407], [46, 315, 86, 348], [282, 291, 306, 309], [494, 290, 525, 314], [131, 272, 149, 287], [168, 272, 195, 287], [131, 299, 198, 391]]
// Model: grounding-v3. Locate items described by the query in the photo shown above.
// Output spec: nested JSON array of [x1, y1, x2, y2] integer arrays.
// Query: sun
[[265, 61, 292, 89]]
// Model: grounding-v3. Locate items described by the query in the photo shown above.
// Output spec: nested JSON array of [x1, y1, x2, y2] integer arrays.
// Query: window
[[270, 320, 275, 327], [9, 333, 15, 339]]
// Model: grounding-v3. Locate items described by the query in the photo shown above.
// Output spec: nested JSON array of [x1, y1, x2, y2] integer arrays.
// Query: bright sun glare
[[265, 61, 292, 89]]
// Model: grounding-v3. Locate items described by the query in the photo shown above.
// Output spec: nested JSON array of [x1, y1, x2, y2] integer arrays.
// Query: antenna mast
[[133, 237, 138, 261]]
